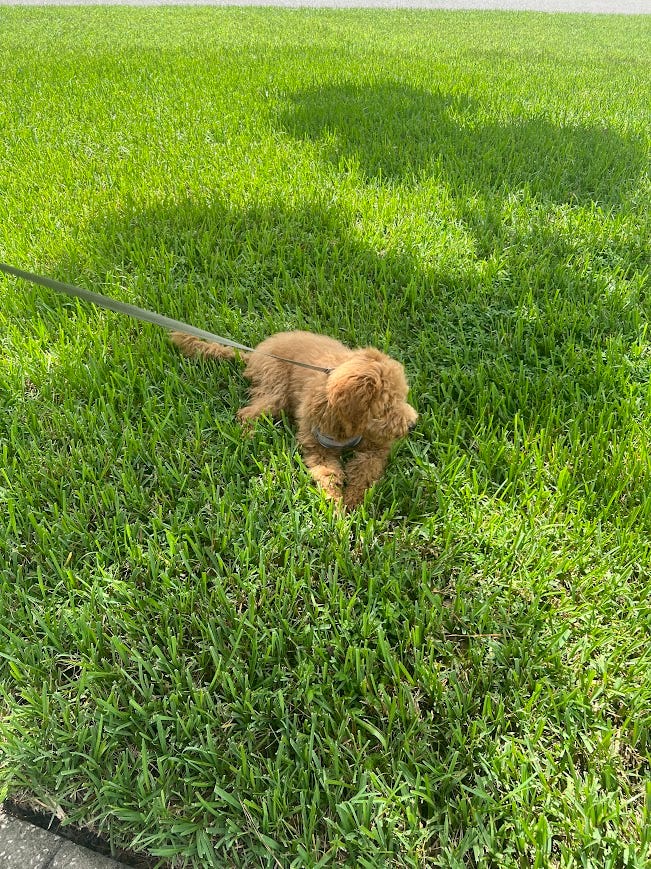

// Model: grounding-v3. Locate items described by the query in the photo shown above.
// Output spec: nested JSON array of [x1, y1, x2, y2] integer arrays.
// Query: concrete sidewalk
[[1, 0, 649, 11], [0, 809, 128, 869]]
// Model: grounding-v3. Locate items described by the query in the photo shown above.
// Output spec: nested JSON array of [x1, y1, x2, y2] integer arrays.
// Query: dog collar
[[312, 428, 362, 450]]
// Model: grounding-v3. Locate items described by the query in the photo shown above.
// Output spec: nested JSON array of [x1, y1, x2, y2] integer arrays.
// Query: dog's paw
[[307, 465, 344, 503], [237, 406, 265, 433], [343, 486, 368, 510], [236, 412, 257, 438]]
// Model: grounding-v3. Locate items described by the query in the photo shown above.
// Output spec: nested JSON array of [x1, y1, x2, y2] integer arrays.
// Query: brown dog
[[171, 330, 417, 508]]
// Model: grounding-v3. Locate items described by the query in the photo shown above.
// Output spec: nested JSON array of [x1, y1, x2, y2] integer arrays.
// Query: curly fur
[[171, 330, 417, 508]]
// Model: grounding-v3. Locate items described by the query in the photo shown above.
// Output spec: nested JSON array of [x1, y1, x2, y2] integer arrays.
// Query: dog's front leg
[[343, 449, 390, 508], [302, 449, 345, 503]]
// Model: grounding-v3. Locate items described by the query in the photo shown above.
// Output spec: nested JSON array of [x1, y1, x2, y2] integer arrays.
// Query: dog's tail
[[170, 331, 248, 362]]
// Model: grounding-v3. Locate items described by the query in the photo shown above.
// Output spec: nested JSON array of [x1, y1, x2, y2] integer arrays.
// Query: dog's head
[[325, 349, 418, 444]]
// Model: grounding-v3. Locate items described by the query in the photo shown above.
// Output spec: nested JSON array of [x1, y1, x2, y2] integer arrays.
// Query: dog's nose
[[408, 419, 417, 432]]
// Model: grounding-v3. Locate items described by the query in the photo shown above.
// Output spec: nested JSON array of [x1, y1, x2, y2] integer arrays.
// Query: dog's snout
[[408, 419, 417, 432]]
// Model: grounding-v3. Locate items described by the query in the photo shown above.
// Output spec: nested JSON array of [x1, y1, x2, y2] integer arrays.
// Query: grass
[[0, 6, 650, 867]]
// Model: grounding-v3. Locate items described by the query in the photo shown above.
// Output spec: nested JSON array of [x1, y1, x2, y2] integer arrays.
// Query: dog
[[171, 330, 417, 508]]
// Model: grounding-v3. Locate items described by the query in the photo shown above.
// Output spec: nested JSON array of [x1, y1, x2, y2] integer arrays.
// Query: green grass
[[1, 6, 650, 867]]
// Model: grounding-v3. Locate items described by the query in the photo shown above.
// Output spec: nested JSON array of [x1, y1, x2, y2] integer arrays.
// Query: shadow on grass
[[3, 192, 649, 865], [278, 81, 646, 207], [12, 188, 642, 522]]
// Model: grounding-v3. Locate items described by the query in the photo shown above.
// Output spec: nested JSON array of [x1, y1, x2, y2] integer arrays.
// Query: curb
[[0, 808, 129, 869]]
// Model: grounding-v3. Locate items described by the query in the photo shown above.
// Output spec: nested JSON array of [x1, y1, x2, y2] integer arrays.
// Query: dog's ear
[[326, 362, 383, 419]]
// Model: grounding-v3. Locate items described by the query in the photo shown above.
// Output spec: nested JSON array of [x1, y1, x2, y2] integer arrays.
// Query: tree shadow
[[5, 193, 649, 864], [4, 192, 637, 522], [279, 81, 646, 207], [51, 196, 426, 352]]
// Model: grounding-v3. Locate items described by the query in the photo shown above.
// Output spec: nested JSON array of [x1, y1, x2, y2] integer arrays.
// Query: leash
[[0, 262, 333, 374]]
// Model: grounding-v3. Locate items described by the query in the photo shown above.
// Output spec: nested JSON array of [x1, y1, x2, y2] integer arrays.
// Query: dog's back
[[246, 331, 349, 376]]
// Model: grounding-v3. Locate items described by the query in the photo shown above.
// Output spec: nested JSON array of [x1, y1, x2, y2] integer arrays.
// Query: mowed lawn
[[1, 7, 650, 867]]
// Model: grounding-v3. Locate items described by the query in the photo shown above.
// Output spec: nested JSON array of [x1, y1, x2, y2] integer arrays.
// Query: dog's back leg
[[236, 382, 290, 424]]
